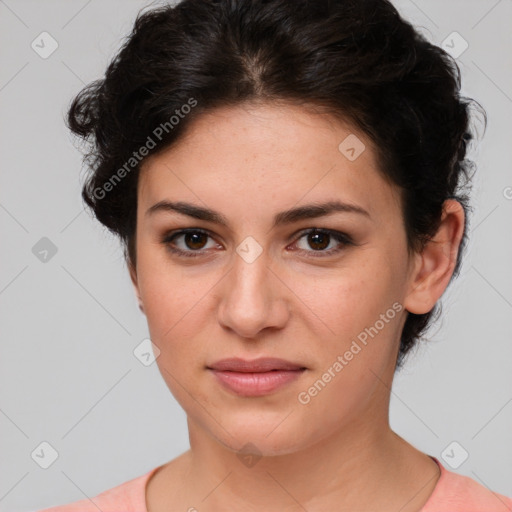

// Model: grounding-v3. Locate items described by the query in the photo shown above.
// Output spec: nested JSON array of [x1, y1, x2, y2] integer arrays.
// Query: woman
[[40, 0, 511, 510]]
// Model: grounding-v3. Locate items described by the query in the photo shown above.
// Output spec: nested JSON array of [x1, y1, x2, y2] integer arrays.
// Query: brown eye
[[306, 230, 330, 251], [292, 228, 353, 257], [183, 231, 208, 250], [161, 229, 219, 258]]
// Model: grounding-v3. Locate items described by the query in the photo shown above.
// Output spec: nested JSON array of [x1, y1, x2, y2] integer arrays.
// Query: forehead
[[138, 103, 402, 225]]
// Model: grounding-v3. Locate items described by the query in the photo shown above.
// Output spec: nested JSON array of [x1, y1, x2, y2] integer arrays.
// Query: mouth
[[207, 357, 307, 397]]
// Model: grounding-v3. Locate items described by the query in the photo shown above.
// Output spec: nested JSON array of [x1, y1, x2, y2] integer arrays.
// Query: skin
[[129, 101, 465, 511]]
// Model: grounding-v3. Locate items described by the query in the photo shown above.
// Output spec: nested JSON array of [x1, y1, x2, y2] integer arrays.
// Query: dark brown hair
[[67, 0, 486, 367]]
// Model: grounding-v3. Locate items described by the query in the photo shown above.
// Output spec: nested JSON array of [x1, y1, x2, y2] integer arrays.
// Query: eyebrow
[[145, 200, 371, 229]]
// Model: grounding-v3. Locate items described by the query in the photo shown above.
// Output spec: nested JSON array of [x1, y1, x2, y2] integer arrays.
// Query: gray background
[[0, 0, 511, 510]]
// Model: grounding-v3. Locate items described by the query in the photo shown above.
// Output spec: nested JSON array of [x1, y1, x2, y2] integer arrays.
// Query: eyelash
[[160, 228, 353, 259]]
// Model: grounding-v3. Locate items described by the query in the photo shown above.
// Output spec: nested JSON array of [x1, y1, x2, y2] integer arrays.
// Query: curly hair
[[67, 0, 486, 368]]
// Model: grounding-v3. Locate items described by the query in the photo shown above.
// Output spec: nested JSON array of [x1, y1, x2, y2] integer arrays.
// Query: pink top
[[38, 457, 512, 511]]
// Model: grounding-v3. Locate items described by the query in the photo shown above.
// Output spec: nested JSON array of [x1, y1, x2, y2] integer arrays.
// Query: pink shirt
[[38, 457, 512, 511]]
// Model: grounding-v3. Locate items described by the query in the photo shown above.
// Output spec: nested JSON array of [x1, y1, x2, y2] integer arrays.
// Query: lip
[[207, 357, 307, 397], [208, 357, 306, 372]]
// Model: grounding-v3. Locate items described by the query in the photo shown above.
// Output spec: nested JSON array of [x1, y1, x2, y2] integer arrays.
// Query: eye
[[290, 228, 353, 257], [161, 229, 220, 258], [161, 227, 353, 259]]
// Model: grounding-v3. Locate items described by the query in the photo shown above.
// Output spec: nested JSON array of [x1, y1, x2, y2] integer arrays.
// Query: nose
[[216, 249, 290, 339]]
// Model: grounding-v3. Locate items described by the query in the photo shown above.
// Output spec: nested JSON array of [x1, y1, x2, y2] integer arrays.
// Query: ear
[[404, 199, 465, 315], [129, 262, 145, 315]]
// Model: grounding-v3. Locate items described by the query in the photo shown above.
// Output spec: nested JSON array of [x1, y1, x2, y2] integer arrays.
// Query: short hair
[[66, 0, 486, 368]]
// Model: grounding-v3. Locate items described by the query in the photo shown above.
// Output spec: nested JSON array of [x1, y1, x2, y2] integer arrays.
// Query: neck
[[179, 403, 438, 511]]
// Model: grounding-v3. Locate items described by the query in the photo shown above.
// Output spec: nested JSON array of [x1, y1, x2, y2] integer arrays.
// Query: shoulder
[[422, 458, 512, 512], [35, 466, 161, 512]]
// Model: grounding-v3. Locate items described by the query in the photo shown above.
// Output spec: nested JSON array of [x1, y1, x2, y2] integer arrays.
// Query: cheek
[[139, 266, 210, 404], [296, 266, 404, 385], [136, 243, 207, 328], [143, 277, 206, 349], [136, 255, 224, 386], [294, 276, 402, 426], [297, 269, 394, 337]]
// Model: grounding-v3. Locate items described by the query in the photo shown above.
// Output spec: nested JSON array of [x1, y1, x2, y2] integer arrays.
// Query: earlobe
[[404, 199, 465, 315]]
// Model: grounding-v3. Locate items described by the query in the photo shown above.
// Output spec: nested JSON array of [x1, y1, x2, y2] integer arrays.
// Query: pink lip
[[207, 358, 306, 397]]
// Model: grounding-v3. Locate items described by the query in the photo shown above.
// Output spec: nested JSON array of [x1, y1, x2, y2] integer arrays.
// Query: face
[[130, 102, 417, 456]]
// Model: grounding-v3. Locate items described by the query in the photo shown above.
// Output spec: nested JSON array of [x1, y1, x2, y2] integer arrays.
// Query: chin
[[209, 416, 316, 457]]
